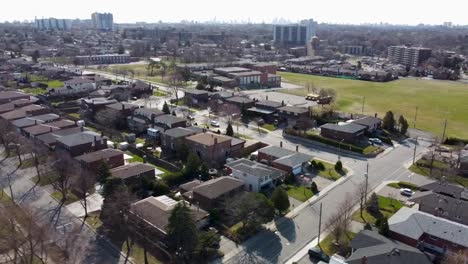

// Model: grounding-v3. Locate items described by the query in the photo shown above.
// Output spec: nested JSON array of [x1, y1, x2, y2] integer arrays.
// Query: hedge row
[[444, 137, 468, 146]]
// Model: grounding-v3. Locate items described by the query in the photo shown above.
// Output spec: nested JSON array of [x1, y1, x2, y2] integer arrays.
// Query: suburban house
[[127, 116, 148, 134], [257, 145, 313, 175], [160, 127, 200, 153], [110, 162, 156, 185], [153, 114, 188, 130], [0, 91, 31, 104], [247, 100, 283, 122], [22, 124, 61, 138], [133, 108, 165, 122], [409, 182, 468, 225], [81, 98, 118, 114], [0, 98, 35, 114], [104, 102, 140, 118], [320, 123, 367, 143], [0, 104, 50, 121], [185, 132, 239, 168], [127, 108, 165, 134], [183, 89, 210, 108], [277, 105, 313, 129], [55, 131, 107, 157], [225, 96, 255, 109], [75, 148, 125, 171], [346, 229, 431, 264], [100, 85, 131, 101], [48, 78, 97, 96], [351, 116, 382, 133], [36, 127, 89, 148], [11, 114, 61, 130], [225, 158, 287, 192], [181, 176, 245, 211], [130, 195, 209, 241], [389, 206, 468, 257], [130, 81, 152, 95]]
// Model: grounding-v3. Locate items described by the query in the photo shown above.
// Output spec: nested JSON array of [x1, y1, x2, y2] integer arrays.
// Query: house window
[[455, 215, 462, 220], [429, 235, 438, 241]]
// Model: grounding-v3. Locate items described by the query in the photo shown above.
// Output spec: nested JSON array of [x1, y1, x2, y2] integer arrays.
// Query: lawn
[[127, 152, 144, 163], [31, 172, 59, 186], [69, 113, 81, 119], [21, 87, 47, 95], [234, 133, 253, 140], [84, 211, 103, 230], [261, 124, 277, 131], [153, 90, 167, 97], [409, 164, 468, 187], [319, 231, 356, 257], [279, 72, 468, 139], [51, 191, 80, 205], [387, 181, 419, 191], [314, 159, 347, 181], [287, 185, 314, 202], [352, 195, 404, 224], [19, 158, 36, 169]]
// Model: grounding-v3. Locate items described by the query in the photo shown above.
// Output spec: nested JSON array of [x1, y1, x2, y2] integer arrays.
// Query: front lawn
[[21, 87, 47, 95], [153, 90, 167, 97], [287, 185, 314, 202], [319, 231, 356, 257], [122, 240, 162, 264], [409, 162, 468, 187], [261, 124, 276, 131], [313, 159, 347, 181], [84, 211, 103, 230], [387, 181, 419, 191], [51, 191, 80, 205], [234, 133, 253, 140], [31, 172, 59, 186], [127, 152, 144, 163], [352, 195, 403, 224]]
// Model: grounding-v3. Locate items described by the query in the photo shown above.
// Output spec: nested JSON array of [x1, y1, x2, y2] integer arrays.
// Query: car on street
[[210, 120, 220, 127], [400, 188, 414, 196], [369, 138, 383, 145], [308, 247, 330, 262]]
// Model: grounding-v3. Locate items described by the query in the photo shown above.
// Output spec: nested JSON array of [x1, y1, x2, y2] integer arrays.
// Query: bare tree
[[74, 165, 96, 219], [325, 195, 354, 256], [51, 151, 77, 205], [441, 249, 468, 264], [355, 182, 367, 221]]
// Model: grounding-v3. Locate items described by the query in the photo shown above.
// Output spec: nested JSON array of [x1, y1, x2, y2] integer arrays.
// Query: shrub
[[335, 160, 343, 172], [317, 162, 325, 171], [310, 182, 319, 194], [310, 160, 317, 167]]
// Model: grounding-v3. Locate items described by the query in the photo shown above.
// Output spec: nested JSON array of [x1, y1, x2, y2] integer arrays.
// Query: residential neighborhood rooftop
[[192, 176, 245, 200], [110, 162, 155, 180], [186, 132, 231, 146]]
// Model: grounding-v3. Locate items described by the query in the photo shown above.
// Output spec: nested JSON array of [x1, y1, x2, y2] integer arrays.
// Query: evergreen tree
[[271, 187, 290, 214], [184, 152, 201, 179], [199, 163, 210, 181], [399, 115, 409, 135], [96, 160, 112, 184], [162, 101, 170, 114], [383, 111, 396, 131], [195, 82, 205, 90], [167, 203, 199, 258], [172, 110, 177, 116], [335, 160, 343, 172], [310, 181, 319, 194], [367, 193, 380, 215], [31, 50, 40, 63], [226, 123, 234, 136], [376, 217, 390, 237]]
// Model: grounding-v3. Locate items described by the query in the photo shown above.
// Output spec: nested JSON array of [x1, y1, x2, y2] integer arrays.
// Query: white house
[[48, 78, 96, 96], [225, 158, 287, 192]]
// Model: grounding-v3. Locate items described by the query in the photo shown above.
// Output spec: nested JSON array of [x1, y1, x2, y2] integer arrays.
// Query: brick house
[[55, 131, 107, 157], [351, 115, 382, 133], [185, 132, 233, 168], [153, 114, 188, 130], [320, 123, 366, 143], [181, 176, 245, 211], [75, 148, 125, 171], [0, 91, 30, 104], [277, 105, 313, 129], [389, 206, 468, 257], [225, 96, 255, 109], [0, 105, 50, 121], [110, 162, 156, 185], [257, 146, 313, 175], [160, 127, 200, 153], [183, 89, 209, 108]]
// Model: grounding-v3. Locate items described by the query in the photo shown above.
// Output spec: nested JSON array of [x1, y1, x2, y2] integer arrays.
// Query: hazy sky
[[2, 0, 468, 25]]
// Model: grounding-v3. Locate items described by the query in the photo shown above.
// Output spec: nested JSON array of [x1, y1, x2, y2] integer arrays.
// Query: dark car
[[308, 247, 330, 262]]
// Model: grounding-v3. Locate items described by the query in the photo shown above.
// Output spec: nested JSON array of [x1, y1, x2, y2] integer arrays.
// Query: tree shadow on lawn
[[275, 217, 297, 243]]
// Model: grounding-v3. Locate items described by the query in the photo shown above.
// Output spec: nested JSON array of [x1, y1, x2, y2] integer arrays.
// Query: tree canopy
[[271, 187, 290, 214]]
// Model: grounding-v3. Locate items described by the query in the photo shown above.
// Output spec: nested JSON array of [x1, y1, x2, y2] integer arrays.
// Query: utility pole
[[364, 163, 369, 204], [413, 106, 418, 128], [412, 136, 418, 164], [317, 202, 323, 249]]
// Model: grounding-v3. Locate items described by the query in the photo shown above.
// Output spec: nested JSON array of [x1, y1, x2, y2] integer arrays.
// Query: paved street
[[0, 155, 131, 264]]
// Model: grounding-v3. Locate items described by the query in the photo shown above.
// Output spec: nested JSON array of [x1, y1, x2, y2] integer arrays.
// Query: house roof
[[274, 152, 313, 168], [106, 102, 139, 111], [56, 131, 102, 147], [186, 132, 231, 146], [75, 148, 124, 164], [320, 123, 367, 134], [163, 127, 197, 138], [65, 78, 95, 85], [134, 108, 164, 118], [0, 91, 29, 101], [255, 100, 283, 109], [127, 116, 147, 124], [409, 191, 468, 224], [23, 124, 61, 136], [346, 229, 431, 264], [192, 176, 244, 200], [352, 116, 382, 128], [388, 206, 468, 247], [179, 179, 202, 193], [0, 103, 15, 113], [154, 114, 187, 127], [0, 105, 47, 120], [226, 158, 287, 179], [185, 89, 209, 96], [12, 117, 44, 128], [418, 181, 465, 199], [258, 146, 296, 159], [226, 96, 254, 104], [36, 127, 88, 146], [278, 105, 309, 114], [130, 196, 208, 234], [28, 113, 60, 122], [110, 162, 155, 180]]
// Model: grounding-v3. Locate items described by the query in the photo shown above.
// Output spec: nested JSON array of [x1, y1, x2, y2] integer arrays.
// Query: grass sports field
[[279, 72, 468, 139]]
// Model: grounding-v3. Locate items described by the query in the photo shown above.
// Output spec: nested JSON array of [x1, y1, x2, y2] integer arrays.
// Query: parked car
[[308, 247, 330, 262], [400, 188, 414, 197], [210, 120, 220, 127], [369, 138, 383, 145]]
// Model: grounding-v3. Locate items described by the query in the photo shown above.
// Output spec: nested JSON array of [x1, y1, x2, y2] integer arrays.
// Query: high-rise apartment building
[[387, 46, 432, 67], [273, 18, 317, 46], [91, 12, 114, 31], [35, 18, 71, 31]]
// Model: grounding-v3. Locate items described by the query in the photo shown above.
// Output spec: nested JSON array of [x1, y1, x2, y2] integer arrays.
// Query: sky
[[2, 0, 468, 25]]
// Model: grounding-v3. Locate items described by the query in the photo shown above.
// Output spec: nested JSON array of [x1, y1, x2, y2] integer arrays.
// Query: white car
[[400, 188, 414, 197], [369, 138, 383, 145], [210, 120, 220, 127]]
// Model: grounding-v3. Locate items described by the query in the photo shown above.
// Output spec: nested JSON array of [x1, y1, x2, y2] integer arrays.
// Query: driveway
[[66, 193, 104, 218]]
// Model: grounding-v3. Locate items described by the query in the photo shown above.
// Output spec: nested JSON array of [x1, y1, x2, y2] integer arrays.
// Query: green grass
[[153, 90, 167, 97], [84, 211, 103, 230], [229, 222, 243, 233], [127, 153, 144, 163], [363, 145, 379, 155], [279, 72, 468, 139], [409, 164, 468, 187], [21, 87, 47, 95], [234, 133, 253, 140], [352, 195, 404, 224], [135, 138, 146, 145], [387, 181, 419, 191], [122, 240, 162, 264], [69, 113, 81, 119], [31, 172, 59, 186], [261, 124, 277, 131], [287, 185, 314, 202], [46, 80, 64, 88], [314, 159, 347, 181], [319, 231, 356, 257], [51, 191, 80, 205]]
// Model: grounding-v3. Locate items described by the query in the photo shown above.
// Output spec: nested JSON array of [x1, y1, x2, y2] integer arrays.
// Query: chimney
[[296, 145, 299, 152], [34, 119, 37, 125], [94, 136, 97, 144], [121, 104, 125, 110], [266, 95, 268, 100], [214, 137, 218, 144], [280, 141, 283, 148]]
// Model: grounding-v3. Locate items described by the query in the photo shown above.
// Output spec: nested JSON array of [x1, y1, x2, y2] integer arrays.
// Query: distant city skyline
[[2, 0, 468, 25]]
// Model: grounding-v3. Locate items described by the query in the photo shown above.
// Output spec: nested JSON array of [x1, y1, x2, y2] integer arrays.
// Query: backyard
[[279, 72, 468, 139]]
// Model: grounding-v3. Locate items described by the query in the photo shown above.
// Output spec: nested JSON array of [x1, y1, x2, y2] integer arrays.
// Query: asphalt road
[[218, 137, 430, 264]]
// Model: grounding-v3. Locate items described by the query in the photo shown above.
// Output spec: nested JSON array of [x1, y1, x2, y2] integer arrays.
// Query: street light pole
[[412, 136, 418, 164], [317, 202, 323, 249], [364, 163, 369, 204]]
